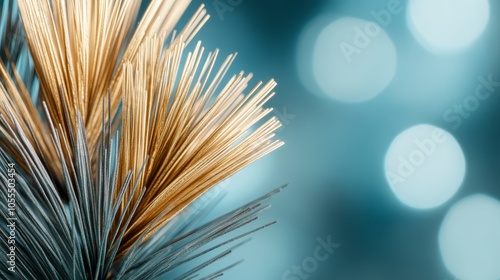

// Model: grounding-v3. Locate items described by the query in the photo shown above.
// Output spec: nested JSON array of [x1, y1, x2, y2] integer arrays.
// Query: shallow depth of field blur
[[170, 0, 500, 279], [4, 0, 500, 279]]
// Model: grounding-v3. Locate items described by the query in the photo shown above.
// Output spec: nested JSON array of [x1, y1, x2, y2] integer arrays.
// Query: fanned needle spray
[[0, 0, 285, 278]]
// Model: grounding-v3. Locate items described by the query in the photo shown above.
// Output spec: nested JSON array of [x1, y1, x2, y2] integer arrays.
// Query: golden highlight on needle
[[1, 0, 283, 263]]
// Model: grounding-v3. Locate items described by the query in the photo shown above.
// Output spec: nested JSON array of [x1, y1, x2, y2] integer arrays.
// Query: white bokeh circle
[[407, 0, 490, 53], [439, 194, 500, 280], [309, 17, 397, 102], [384, 124, 466, 209]]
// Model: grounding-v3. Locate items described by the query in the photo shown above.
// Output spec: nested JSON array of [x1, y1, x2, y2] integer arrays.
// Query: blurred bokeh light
[[384, 124, 466, 209], [439, 194, 500, 280], [407, 0, 490, 54], [310, 17, 397, 102]]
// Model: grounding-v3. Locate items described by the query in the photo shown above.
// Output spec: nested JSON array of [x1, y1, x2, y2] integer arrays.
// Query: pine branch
[[0, 0, 285, 278]]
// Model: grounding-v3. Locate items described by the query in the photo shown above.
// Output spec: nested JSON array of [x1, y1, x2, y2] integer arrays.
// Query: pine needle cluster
[[0, 0, 284, 278]]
